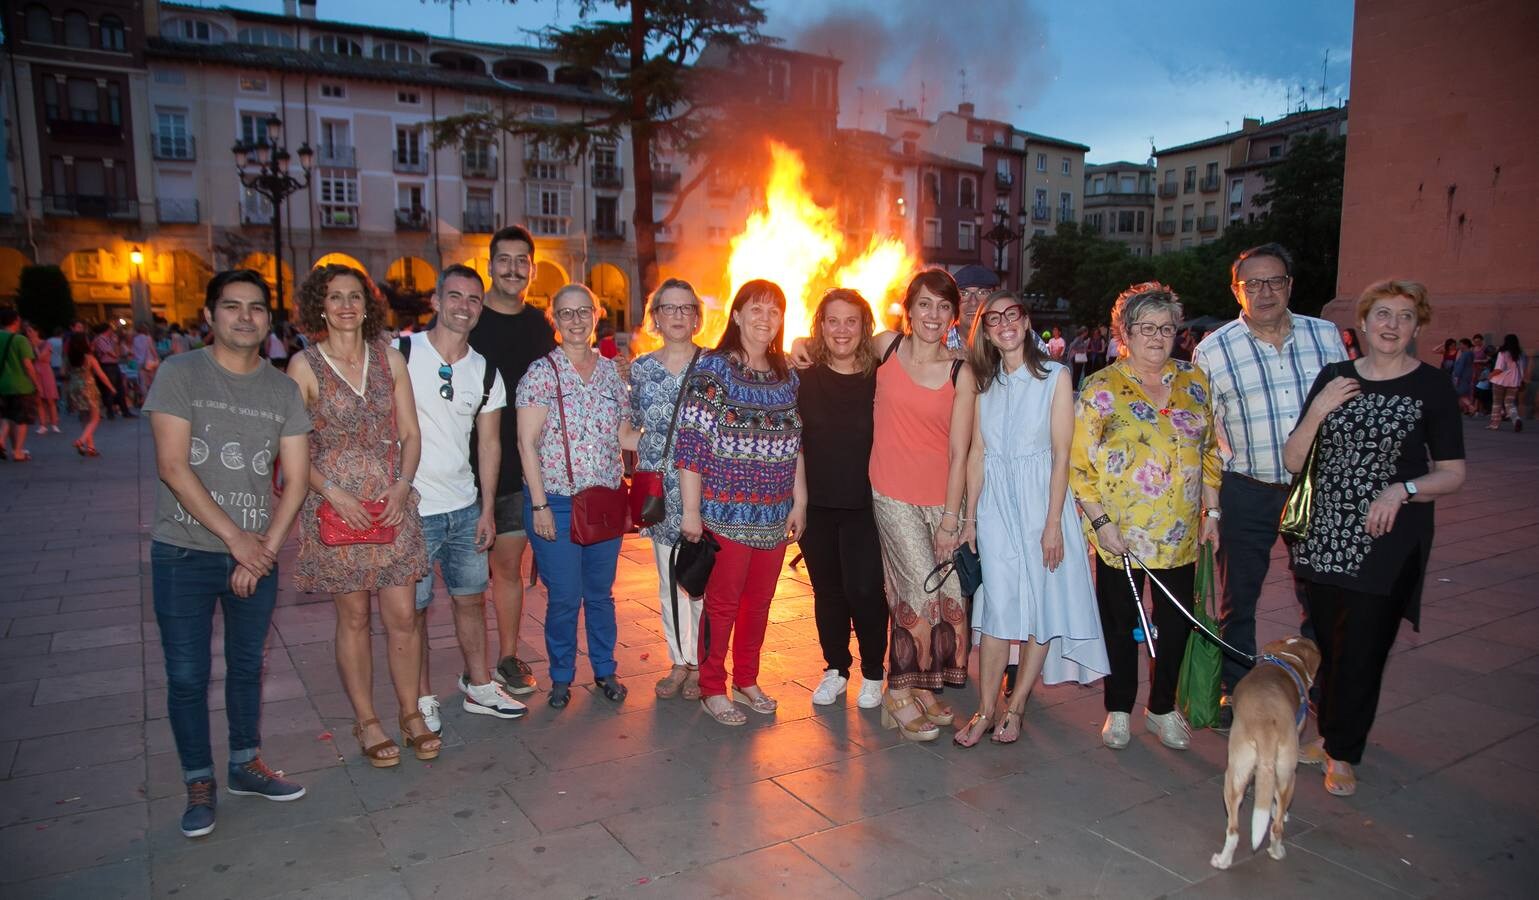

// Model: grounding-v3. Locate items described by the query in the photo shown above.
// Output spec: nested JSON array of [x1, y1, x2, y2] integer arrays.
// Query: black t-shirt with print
[[1290, 361, 1464, 616], [469, 303, 556, 494]]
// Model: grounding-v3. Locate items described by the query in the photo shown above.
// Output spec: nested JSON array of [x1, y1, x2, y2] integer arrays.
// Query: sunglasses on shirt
[[438, 363, 454, 400]]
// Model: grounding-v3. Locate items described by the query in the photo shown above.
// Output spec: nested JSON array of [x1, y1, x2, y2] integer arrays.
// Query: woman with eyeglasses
[[625, 278, 707, 701], [674, 280, 806, 727], [1070, 282, 1222, 753], [1284, 281, 1465, 796], [955, 291, 1107, 747], [287, 264, 434, 766], [516, 284, 630, 709]]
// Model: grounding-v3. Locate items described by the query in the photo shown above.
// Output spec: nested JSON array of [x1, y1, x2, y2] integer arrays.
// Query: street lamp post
[[233, 116, 312, 318], [982, 207, 1027, 288], [128, 245, 153, 328]]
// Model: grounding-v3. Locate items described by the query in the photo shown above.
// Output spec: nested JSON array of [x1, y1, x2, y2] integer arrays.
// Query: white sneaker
[[417, 695, 441, 734], [857, 679, 884, 709], [1145, 709, 1191, 750], [461, 678, 527, 719], [1102, 712, 1131, 749], [811, 671, 848, 706]]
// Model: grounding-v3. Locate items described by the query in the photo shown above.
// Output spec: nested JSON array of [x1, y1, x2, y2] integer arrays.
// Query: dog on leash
[[1210, 636, 1321, 869]]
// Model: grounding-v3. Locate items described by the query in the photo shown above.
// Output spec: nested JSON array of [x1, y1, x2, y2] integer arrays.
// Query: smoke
[[785, 0, 1059, 130]]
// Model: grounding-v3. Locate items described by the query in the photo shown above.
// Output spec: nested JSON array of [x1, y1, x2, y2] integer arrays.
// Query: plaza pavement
[[0, 415, 1536, 899]]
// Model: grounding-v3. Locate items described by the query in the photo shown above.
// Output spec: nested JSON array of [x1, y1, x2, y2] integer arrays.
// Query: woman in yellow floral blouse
[[1070, 282, 1221, 753]]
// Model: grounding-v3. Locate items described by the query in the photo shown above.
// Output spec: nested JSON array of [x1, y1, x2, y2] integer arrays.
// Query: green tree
[[1026, 223, 1152, 326], [1246, 131, 1347, 315], [429, 0, 768, 300], [16, 265, 75, 335]]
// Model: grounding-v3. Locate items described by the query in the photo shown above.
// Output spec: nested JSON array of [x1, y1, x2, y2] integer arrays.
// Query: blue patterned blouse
[[627, 348, 702, 545]]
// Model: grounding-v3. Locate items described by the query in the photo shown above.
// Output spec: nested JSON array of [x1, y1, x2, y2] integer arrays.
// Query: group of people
[[1441, 333, 1528, 429], [138, 226, 1469, 840]]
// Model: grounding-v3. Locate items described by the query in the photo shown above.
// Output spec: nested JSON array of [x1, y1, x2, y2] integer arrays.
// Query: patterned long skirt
[[871, 490, 968, 691]]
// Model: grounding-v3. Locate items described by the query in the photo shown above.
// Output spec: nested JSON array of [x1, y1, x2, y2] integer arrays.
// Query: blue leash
[[1119, 551, 1259, 664]]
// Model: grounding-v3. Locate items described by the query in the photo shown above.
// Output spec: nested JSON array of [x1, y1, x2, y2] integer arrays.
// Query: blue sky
[[206, 0, 1354, 163]]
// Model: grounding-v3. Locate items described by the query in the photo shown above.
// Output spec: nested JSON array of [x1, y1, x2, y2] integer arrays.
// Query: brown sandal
[[680, 666, 702, 701], [399, 711, 442, 761], [353, 718, 400, 768], [655, 665, 689, 698], [914, 690, 954, 726]]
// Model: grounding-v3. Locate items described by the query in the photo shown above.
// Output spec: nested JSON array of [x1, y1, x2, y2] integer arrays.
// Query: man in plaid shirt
[[1193, 244, 1346, 728]]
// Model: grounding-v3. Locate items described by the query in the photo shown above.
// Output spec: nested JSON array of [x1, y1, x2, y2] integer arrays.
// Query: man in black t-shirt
[[468, 225, 557, 695]]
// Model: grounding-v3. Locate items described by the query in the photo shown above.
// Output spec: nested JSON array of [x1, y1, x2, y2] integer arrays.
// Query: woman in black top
[[1283, 279, 1465, 798], [798, 289, 889, 711]]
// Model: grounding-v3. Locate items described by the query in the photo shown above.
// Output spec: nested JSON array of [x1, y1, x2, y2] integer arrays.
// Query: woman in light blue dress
[[956, 290, 1108, 747]]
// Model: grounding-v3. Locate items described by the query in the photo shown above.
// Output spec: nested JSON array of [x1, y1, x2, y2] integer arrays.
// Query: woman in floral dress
[[288, 264, 434, 767], [1070, 283, 1221, 753]]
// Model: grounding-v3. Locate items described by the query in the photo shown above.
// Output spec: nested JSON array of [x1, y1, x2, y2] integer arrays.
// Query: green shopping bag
[[1176, 543, 1222, 729]]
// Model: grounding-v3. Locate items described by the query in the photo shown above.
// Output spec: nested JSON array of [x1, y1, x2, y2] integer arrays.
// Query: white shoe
[[1102, 712, 1131, 749], [417, 695, 442, 734], [461, 678, 527, 719], [1145, 709, 1191, 750], [811, 671, 848, 706], [856, 679, 884, 709]]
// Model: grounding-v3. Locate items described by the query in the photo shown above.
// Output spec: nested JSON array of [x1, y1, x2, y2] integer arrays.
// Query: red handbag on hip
[[317, 498, 397, 546], [629, 348, 700, 527], [549, 355, 631, 546]]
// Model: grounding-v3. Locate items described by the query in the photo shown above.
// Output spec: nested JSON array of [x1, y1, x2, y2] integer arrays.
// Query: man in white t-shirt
[[403, 264, 526, 725]]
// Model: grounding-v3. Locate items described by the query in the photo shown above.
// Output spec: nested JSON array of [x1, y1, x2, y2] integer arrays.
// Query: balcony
[[1197, 215, 1219, 232], [1156, 220, 1176, 236], [651, 169, 681, 193], [156, 198, 199, 224], [594, 221, 626, 241], [994, 171, 1013, 189], [527, 215, 569, 237], [395, 207, 431, 231], [1030, 205, 1051, 223], [1057, 206, 1075, 223], [463, 212, 495, 234], [320, 204, 359, 229], [1157, 182, 1178, 199], [1181, 218, 1195, 233], [46, 119, 122, 143], [42, 194, 139, 220], [462, 151, 496, 179], [394, 153, 428, 174], [1199, 175, 1221, 193], [592, 165, 623, 189], [316, 145, 357, 168], [153, 132, 196, 160]]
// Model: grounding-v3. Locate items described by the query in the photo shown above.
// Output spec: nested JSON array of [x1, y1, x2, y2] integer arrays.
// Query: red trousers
[[696, 535, 786, 698]]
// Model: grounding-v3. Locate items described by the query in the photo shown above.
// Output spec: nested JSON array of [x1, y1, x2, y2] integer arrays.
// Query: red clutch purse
[[317, 499, 397, 546]]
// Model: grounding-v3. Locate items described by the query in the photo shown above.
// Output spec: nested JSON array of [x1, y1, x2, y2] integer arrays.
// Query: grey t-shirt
[[143, 348, 311, 553]]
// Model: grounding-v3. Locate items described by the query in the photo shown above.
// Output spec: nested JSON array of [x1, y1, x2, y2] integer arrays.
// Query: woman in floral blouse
[[625, 278, 706, 700], [1070, 282, 1221, 752], [516, 284, 630, 710]]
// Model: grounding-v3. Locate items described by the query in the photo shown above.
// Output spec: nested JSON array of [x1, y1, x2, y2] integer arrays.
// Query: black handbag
[[671, 531, 721, 598], [925, 542, 983, 597]]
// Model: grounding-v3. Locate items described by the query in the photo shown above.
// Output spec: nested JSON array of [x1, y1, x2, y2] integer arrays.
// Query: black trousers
[[100, 362, 132, 416], [1217, 475, 1314, 693], [1094, 556, 1195, 715], [1305, 564, 1411, 765], [801, 505, 888, 680]]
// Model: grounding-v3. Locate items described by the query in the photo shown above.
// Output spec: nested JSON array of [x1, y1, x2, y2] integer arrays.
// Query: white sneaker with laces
[[811, 671, 848, 706], [1102, 712, 1131, 749], [462, 679, 528, 719], [1145, 709, 1191, 750], [417, 695, 442, 734], [857, 679, 884, 709]]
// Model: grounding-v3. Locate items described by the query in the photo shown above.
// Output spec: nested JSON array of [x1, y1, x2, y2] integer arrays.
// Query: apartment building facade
[[1083, 161, 1154, 257]]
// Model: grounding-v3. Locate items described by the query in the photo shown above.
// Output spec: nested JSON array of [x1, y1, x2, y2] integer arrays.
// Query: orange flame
[[633, 140, 916, 354]]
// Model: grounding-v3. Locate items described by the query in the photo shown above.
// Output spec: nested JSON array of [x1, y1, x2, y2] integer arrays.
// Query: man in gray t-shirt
[[143, 269, 312, 840]]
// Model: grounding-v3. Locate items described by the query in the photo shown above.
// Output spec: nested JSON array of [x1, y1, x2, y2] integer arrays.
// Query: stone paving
[[0, 415, 1536, 898]]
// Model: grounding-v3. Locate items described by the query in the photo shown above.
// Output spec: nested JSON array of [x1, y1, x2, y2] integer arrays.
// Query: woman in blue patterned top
[[625, 278, 706, 701], [675, 279, 806, 726]]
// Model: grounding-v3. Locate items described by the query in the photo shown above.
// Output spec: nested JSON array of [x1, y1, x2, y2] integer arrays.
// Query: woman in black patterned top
[[1283, 280, 1465, 798]]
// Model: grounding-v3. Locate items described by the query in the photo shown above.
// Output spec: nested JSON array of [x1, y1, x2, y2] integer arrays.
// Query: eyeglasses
[[437, 363, 454, 400], [1233, 276, 1291, 294], [554, 307, 596, 322], [960, 287, 992, 299], [1128, 322, 1177, 338], [982, 304, 1026, 328], [654, 303, 699, 318]]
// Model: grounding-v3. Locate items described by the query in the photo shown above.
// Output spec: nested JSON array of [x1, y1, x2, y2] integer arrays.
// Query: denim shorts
[[415, 502, 489, 609]]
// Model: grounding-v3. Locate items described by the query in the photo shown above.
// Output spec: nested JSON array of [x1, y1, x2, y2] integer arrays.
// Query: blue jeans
[[524, 493, 622, 683], [415, 502, 490, 610], [151, 541, 277, 783]]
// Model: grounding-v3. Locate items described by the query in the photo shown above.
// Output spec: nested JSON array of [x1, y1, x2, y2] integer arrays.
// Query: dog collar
[[1257, 654, 1309, 730]]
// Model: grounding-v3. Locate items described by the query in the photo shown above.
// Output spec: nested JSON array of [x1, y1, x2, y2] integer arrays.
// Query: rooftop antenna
[[1320, 49, 1329, 109], [919, 81, 927, 119], [959, 67, 969, 105], [857, 86, 865, 130]]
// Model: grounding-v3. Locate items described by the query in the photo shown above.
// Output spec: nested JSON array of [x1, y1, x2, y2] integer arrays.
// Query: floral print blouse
[[515, 350, 625, 496], [627, 348, 702, 545], [1069, 359, 1222, 568]]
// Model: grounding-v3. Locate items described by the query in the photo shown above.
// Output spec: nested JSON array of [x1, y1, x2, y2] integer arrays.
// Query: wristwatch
[[1201, 507, 1222, 520], [1402, 481, 1418, 503]]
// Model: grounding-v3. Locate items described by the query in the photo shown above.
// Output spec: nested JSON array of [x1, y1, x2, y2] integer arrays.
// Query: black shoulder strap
[[396, 335, 412, 361], [950, 358, 964, 385], [879, 332, 902, 365], [477, 356, 497, 414]]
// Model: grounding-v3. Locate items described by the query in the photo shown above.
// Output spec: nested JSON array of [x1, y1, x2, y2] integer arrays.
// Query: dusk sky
[[206, 0, 1355, 163]]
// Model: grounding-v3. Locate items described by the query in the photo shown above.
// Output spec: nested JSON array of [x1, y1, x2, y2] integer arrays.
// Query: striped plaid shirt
[[1193, 313, 1346, 485]]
